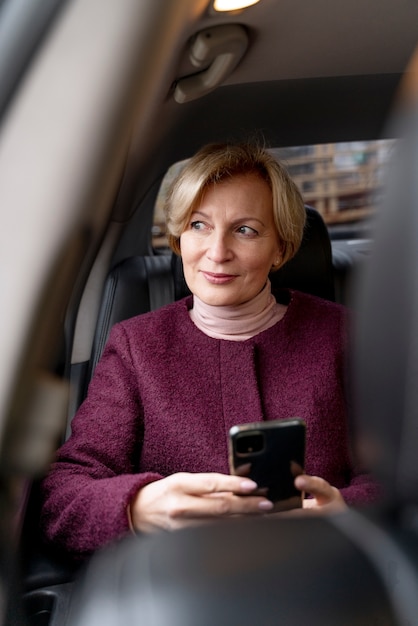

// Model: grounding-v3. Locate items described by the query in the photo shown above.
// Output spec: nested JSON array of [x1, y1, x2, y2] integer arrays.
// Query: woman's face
[[180, 173, 282, 307]]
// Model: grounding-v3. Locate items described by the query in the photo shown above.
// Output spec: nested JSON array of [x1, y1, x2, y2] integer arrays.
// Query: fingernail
[[258, 500, 274, 511], [294, 476, 306, 489], [240, 479, 258, 491]]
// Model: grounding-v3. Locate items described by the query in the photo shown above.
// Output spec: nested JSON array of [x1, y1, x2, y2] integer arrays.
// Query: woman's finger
[[295, 474, 335, 503], [168, 472, 259, 496], [294, 474, 347, 512], [174, 491, 273, 519]]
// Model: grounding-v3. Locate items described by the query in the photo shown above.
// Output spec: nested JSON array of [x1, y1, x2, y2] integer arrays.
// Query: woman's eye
[[237, 225, 258, 236], [190, 220, 205, 231]]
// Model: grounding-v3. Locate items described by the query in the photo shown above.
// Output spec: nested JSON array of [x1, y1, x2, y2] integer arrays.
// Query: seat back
[[65, 511, 418, 626], [352, 107, 418, 509]]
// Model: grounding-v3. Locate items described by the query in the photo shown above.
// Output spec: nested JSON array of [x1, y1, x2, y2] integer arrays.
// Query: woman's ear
[[271, 240, 286, 271], [272, 242, 283, 268]]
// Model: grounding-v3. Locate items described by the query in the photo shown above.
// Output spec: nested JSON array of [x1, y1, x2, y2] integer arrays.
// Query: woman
[[41, 142, 379, 559]]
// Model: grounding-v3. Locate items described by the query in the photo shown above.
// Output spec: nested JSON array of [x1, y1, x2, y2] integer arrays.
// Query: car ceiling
[[0, 0, 417, 472], [177, 0, 418, 84], [113, 0, 418, 222]]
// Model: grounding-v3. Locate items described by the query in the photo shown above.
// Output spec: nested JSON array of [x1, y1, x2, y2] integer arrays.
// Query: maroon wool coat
[[41, 290, 379, 559]]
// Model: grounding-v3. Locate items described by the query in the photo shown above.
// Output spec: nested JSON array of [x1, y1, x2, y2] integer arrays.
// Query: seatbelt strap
[[144, 256, 175, 311]]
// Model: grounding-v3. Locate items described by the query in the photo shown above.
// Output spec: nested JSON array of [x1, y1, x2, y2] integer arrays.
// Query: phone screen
[[229, 418, 306, 511]]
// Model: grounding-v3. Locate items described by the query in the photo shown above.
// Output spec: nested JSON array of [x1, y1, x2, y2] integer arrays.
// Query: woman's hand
[[295, 474, 347, 514], [130, 472, 274, 533]]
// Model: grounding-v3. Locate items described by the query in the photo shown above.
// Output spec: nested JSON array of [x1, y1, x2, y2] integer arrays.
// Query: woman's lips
[[201, 271, 237, 285]]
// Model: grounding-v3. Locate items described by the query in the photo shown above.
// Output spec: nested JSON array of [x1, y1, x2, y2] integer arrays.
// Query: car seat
[[88, 205, 335, 389]]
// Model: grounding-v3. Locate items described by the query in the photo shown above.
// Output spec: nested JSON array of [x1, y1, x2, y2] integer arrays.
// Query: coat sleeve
[[40, 323, 163, 559], [339, 472, 383, 507]]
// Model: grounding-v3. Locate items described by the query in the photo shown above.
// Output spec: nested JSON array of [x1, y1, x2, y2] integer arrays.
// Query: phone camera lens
[[236, 432, 264, 455]]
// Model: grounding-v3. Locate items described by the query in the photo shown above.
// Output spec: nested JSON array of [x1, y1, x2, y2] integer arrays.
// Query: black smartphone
[[228, 418, 306, 512]]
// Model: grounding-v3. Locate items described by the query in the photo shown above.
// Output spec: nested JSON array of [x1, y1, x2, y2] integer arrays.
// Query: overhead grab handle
[[174, 24, 249, 104]]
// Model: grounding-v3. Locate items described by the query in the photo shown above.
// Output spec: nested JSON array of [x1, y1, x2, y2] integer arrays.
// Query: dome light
[[213, 0, 260, 12]]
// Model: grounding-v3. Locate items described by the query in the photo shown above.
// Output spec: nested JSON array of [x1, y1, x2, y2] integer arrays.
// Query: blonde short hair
[[164, 142, 306, 269]]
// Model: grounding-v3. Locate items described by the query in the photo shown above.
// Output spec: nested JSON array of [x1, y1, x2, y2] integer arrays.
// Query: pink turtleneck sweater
[[190, 280, 287, 341]]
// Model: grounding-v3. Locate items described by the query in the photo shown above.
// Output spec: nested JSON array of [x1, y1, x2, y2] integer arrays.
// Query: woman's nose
[[206, 232, 233, 263]]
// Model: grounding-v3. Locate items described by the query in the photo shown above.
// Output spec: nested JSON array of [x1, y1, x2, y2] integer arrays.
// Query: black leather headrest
[[271, 205, 335, 301]]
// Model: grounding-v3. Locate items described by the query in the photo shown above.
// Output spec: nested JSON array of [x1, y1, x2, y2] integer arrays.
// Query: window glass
[[152, 139, 395, 248], [153, 159, 188, 248]]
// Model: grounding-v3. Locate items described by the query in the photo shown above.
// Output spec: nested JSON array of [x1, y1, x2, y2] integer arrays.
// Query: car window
[[152, 139, 396, 249]]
